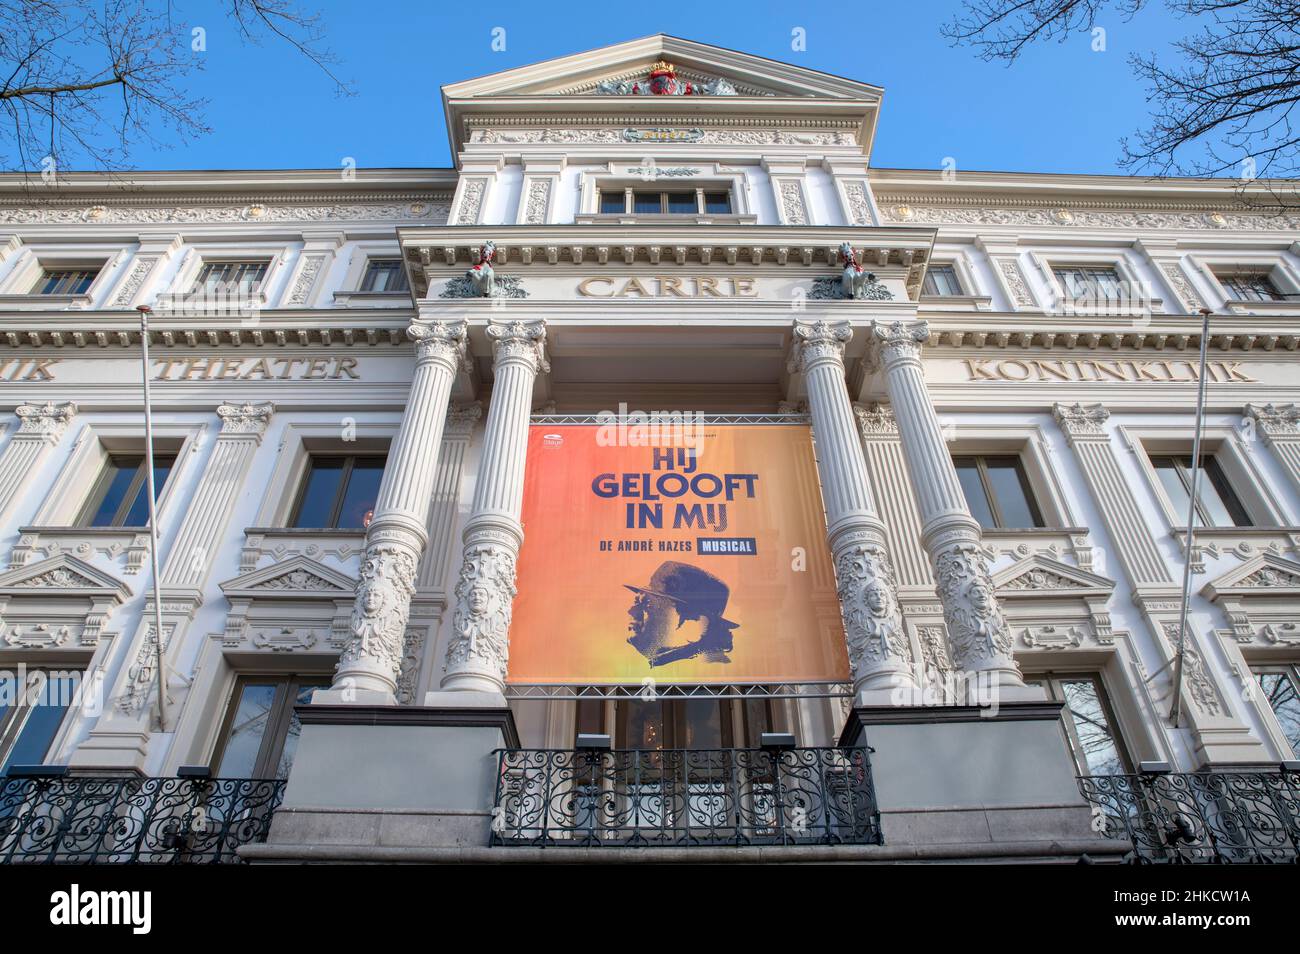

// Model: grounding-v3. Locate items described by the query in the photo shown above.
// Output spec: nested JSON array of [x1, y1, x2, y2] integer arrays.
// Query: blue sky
[[135, 0, 1190, 175]]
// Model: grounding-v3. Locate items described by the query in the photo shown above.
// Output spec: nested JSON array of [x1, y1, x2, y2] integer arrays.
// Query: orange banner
[[508, 424, 848, 684]]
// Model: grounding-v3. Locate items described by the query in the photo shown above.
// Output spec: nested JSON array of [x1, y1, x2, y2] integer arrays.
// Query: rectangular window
[[1053, 265, 1125, 302], [1149, 454, 1253, 527], [192, 261, 269, 296], [359, 259, 409, 293], [922, 264, 963, 296], [212, 675, 331, 779], [0, 670, 78, 774], [606, 190, 732, 215], [79, 454, 175, 528], [1025, 673, 1130, 776], [1218, 272, 1284, 302], [290, 455, 386, 529], [703, 192, 732, 214], [33, 268, 98, 295], [951, 455, 1045, 530], [1253, 666, 1300, 758]]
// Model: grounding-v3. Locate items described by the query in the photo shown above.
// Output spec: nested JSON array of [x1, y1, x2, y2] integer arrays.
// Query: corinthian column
[[789, 320, 917, 701], [441, 319, 548, 695], [869, 320, 1025, 689], [332, 320, 469, 700]]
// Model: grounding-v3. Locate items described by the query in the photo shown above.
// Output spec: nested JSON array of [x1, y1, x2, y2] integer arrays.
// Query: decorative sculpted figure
[[446, 542, 516, 680], [934, 542, 1014, 668], [839, 242, 874, 300], [466, 241, 497, 297], [835, 545, 909, 673], [341, 546, 416, 674]]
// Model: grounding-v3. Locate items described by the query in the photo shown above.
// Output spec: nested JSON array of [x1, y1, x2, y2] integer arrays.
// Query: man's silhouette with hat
[[624, 561, 740, 667]]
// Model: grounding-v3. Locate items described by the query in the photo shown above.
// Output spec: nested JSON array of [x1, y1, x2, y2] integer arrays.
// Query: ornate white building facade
[[1, 36, 1298, 862]]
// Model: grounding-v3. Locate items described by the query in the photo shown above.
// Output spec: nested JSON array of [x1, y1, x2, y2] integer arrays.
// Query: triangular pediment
[[1203, 553, 1300, 600], [993, 555, 1115, 595], [220, 556, 357, 600], [0, 554, 129, 600], [443, 35, 882, 101]]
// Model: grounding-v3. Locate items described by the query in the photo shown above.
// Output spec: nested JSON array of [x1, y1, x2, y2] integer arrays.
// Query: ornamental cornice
[[462, 115, 860, 129], [876, 199, 1300, 232], [0, 324, 413, 349], [0, 197, 451, 226]]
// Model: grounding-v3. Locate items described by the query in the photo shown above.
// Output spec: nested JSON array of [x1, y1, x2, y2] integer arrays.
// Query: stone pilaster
[[332, 321, 469, 700], [0, 402, 76, 522], [1052, 403, 1172, 587], [869, 320, 1025, 689], [788, 320, 916, 699], [69, 401, 273, 771], [1244, 404, 1300, 498], [441, 319, 548, 695]]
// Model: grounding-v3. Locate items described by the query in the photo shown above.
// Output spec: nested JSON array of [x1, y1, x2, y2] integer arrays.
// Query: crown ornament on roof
[[596, 61, 736, 96]]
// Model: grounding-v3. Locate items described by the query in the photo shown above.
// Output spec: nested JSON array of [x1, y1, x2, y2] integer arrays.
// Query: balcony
[[490, 746, 881, 848], [1078, 769, 1300, 864], [0, 769, 283, 864]]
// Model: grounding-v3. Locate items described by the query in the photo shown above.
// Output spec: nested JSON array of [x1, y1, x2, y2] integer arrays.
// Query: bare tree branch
[[0, 0, 350, 175], [944, 0, 1300, 207]]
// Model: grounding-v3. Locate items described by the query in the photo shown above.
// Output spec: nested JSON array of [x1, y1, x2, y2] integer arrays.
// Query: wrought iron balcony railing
[[1078, 769, 1300, 864], [491, 746, 881, 848], [0, 771, 285, 864]]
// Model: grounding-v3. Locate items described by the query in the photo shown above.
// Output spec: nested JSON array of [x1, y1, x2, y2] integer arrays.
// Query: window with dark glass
[[0, 670, 78, 774], [1218, 272, 1284, 302], [212, 675, 331, 779], [922, 264, 963, 296], [79, 454, 175, 528], [952, 455, 1045, 530], [290, 455, 386, 528], [601, 189, 732, 215], [1053, 265, 1124, 301], [703, 192, 731, 214], [192, 260, 268, 295], [1149, 454, 1253, 527], [1253, 665, 1300, 758], [33, 267, 98, 295], [599, 190, 627, 214], [359, 259, 409, 293], [1024, 673, 1130, 776]]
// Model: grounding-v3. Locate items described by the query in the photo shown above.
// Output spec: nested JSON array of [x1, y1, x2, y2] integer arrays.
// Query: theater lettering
[[964, 358, 1257, 383], [577, 276, 758, 298]]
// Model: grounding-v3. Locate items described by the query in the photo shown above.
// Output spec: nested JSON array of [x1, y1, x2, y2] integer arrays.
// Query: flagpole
[[136, 305, 167, 732], [1169, 307, 1213, 728]]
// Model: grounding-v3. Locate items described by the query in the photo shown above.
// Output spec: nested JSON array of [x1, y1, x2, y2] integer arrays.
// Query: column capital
[[216, 401, 274, 438], [853, 402, 898, 439], [14, 401, 76, 441], [487, 318, 548, 373], [870, 320, 929, 363], [1245, 403, 1300, 439], [409, 319, 471, 372], [445, 402, 483, 437], [1053, 402, 1110, 441], [787, 319, 852, 374]]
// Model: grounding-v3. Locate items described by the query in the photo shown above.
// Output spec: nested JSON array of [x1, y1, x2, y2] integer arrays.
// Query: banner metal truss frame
[[504, 682, 851, 700]]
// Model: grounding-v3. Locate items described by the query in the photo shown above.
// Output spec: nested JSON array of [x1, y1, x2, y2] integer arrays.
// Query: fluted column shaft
[[789, 320, 916, 697], [871, 320, 1024, 687], [1245, 404, 1300, 498], [334, 320, 468, 697], [441, 319, 548, 693]]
